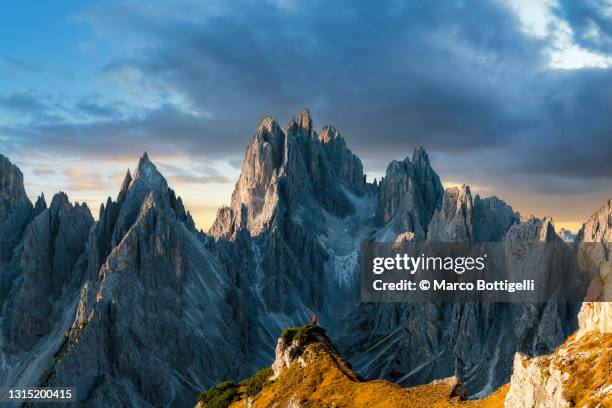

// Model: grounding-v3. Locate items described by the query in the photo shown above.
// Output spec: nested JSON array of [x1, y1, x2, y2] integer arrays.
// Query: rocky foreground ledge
[[195, 325, 508, 408]]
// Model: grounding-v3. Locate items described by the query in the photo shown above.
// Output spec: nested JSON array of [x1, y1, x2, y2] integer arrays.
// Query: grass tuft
[[197, 381, 240, 408], [242, 367, 273, 397], [279, 324, 326, 346]]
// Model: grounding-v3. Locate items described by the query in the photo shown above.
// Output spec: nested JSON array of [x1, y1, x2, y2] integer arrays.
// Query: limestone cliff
[[0, 154, 33, 262], [504, 197, 612, 407]]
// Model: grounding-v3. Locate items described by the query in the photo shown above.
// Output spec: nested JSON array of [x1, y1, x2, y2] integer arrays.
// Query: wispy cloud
[[0, 56, 42, 73]]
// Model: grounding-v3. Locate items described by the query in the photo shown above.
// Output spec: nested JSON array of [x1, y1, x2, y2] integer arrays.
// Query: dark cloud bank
[[1, 0, 611, 203]]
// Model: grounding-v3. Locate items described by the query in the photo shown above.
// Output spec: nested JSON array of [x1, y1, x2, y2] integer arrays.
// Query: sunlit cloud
[[506, 0, 612, 69]]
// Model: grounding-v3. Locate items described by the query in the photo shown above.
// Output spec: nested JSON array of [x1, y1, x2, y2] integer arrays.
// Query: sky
[[1, 0, 611, 232]]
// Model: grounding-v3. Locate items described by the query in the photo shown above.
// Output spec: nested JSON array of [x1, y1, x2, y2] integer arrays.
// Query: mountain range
[[0, 109, 610, 407]]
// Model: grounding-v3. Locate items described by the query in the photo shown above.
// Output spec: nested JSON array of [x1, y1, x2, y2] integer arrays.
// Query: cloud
[[0, 103, 243, 161], [159, 162, 232, 184], [553, 0, 612, 54], [2, 0, 612, 217], [74, 98, 123, 118], [0, 90, 49, 115], [0, 56, 42, 73], [32, 168, 56, 176]]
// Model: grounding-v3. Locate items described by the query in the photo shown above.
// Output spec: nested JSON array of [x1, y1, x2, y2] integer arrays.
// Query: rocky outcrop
[[504, 332, 612, 407], [270, 328, 331, 380], [574, 196, 612, 337], [375, 148, 443, 241], [473, 195, 520, 242], [505, 352, 571, 408], [427, 187, 519, 243], [0, 154, 33, 262], [504, 199, 612, 407], [427, 185, 474, 242], [0, 189, 93, 395], [319, 126, 366, 193], [204, 327, 508, 408], [9, 192, 93, 350]]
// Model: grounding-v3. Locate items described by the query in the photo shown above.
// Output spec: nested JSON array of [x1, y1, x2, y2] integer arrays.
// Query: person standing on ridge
[[310, 314, 318, 325]]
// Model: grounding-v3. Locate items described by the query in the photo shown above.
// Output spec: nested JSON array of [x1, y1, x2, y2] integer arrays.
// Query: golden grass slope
[[228, 340, 507, 408]]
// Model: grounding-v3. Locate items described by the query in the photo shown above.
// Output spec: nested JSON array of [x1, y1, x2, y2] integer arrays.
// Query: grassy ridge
[[197, 367, 273, 407]]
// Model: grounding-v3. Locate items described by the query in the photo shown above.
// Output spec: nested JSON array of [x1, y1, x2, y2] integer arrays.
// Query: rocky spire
[[117, 169, 132, 202], [504, 215, 558, 243], [576, 196, 612, 242], [133, 152, 165, 188], [574, 196, 612, 337], [472, 195, 520, 241], [375, 148, 443, 240], [0, 154, 33, 260], [427, 185, 474, 242], [298, 108, 313, 136], [209, 116, 287, 238], [319, 126, 366, 193], [9, 190, 93, 349], [34, 192, 47, 215], [557, 227, 576, 243], [319, 125, 340, 143], [210, 109, 361, 239], [0, 153, 30, 219]]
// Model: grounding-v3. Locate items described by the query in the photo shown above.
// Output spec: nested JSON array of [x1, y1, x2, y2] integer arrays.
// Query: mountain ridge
[[0, 110, 609, 407]]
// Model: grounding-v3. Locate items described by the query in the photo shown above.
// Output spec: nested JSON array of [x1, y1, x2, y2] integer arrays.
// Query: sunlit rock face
[[504, 198, 612, 408], [209, 109, 364, 241], [574, 197, 612, 337], [427, 185, 474, 242]]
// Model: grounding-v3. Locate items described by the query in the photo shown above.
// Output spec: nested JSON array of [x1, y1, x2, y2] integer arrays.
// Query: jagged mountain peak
[[375, 148, 443, 240], [412, 145, 429, 163], [118, 169, 132, 196], [49, 191, 71, 211], [577, 195, 612, 242], [98, 152, 198, 252], [34, 192, 47, 214], [298, 108, 313, 134], [427, 185, 474, 242], [133, 152, 166, 188], [0, 154, 33, 261], [211, 109, 365, 238], [506, 215, 558, 243], [320, 125, 341, 143], [0, 153, 30, 208], [285, 108, 315, 139], [257, 115, 280, 134], [472, 194, 520, 241]]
